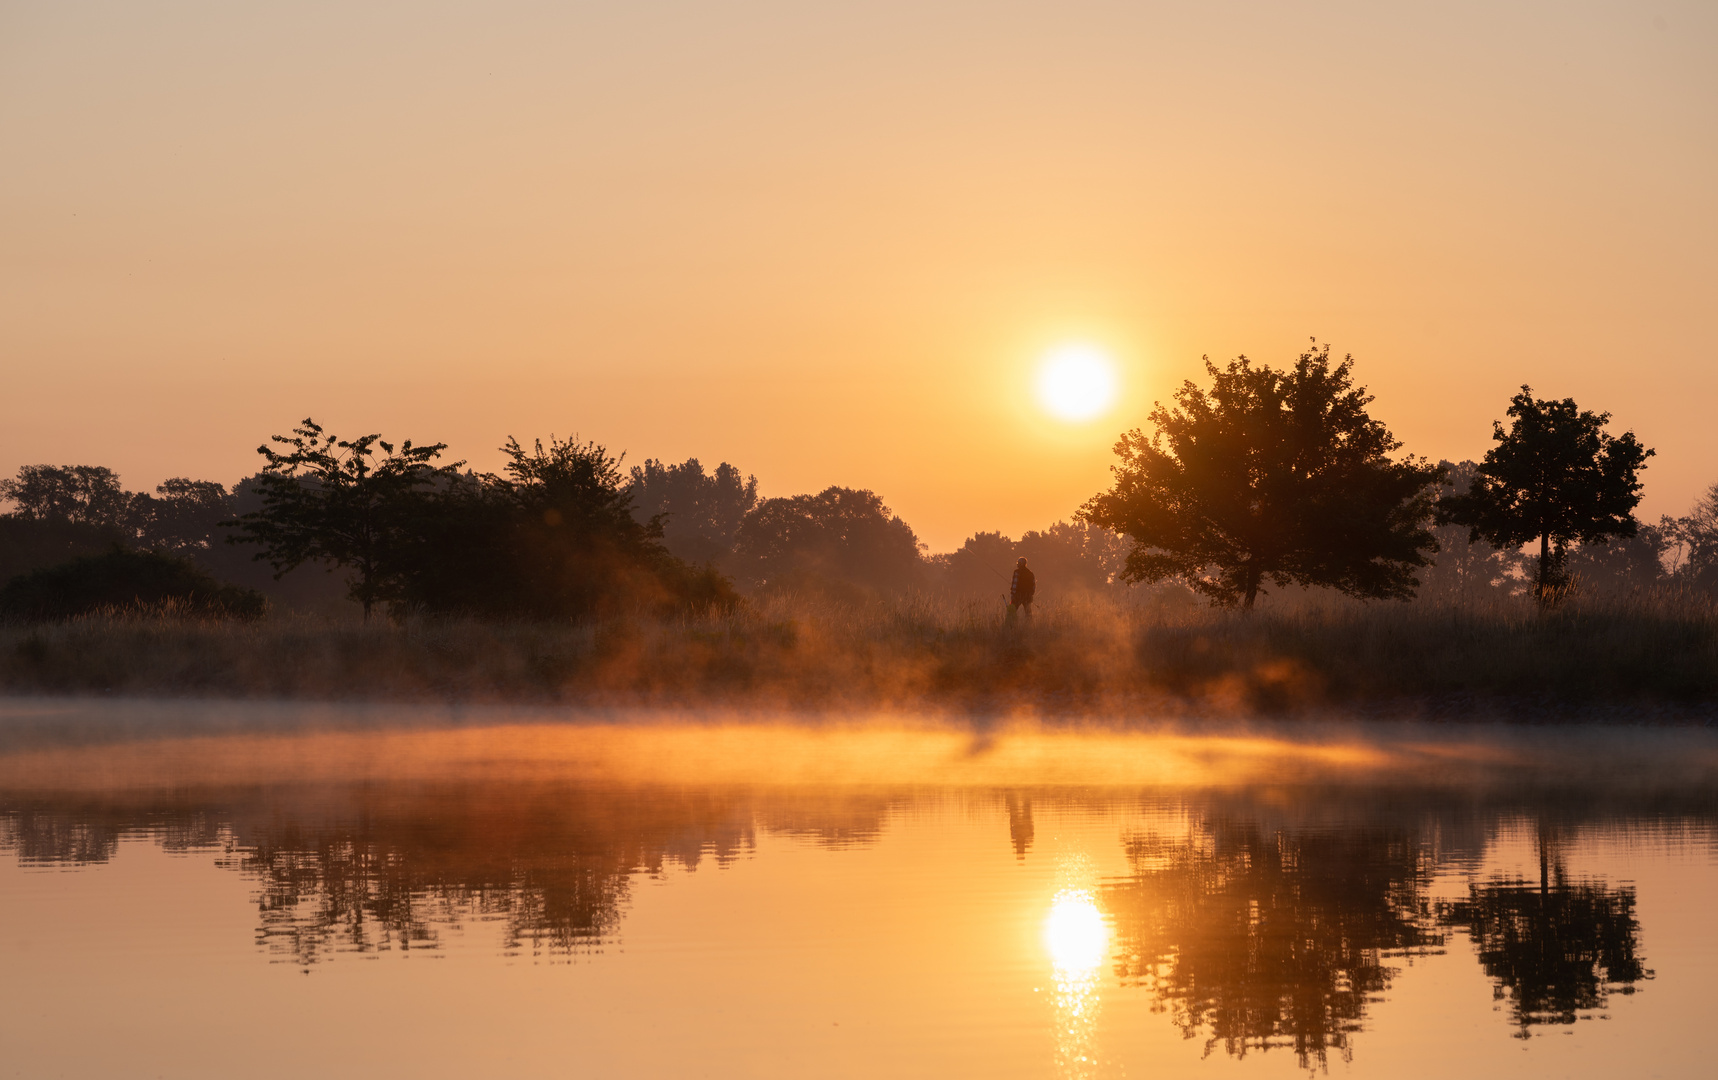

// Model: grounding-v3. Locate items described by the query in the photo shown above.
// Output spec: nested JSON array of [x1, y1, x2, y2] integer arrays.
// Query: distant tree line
[[2, 343, 1714, 620]]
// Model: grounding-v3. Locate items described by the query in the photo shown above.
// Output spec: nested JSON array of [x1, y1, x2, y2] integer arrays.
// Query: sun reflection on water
[[1044, 887, 1108, 1079], [1046, 888, 1108, 973]]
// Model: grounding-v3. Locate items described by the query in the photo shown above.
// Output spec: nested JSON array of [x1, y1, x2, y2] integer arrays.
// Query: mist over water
[[1, 703, 1713, 1078]]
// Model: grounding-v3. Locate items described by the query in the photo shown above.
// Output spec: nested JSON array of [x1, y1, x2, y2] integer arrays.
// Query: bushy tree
[[0, 465, 132, 528], [232, 419, 463, 619], [129, 478, 236, 554], [0, 465, 274, 606], [396, 436, 738, 618], [1082, 343, 1444, 609], [1440, 388, 1653, 605], [937, 521, 1132, 602], [1017, 520, 1131, 595], [733, 487, 923, 594], [1561, 523, 1670, 598], [937, 531, 1019, 599], [0, 547, 266, 621], [627, 457, 759, 566], [0, 465, 132, 584]]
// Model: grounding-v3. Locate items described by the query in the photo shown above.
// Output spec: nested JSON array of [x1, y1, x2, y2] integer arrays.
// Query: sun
[[1036, 344, 1118, 422]]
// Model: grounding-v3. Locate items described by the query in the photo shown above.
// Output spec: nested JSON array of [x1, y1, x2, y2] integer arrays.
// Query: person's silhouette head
[[1017, 557, 1028, 567]]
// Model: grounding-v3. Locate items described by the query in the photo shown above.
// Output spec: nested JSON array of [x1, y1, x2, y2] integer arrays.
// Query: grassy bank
[[2, 593, 1715, 719]]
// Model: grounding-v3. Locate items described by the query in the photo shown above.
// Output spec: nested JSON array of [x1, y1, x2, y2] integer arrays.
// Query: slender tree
[[1439, 388, 1652, 605], [231, 419, 461, 619], [1081, 343, 1444, 609], [1667, 481, 1718, 593]]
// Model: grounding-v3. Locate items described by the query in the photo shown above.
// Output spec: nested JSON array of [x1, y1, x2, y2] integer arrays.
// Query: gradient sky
[[2, 0, 1713, 551]]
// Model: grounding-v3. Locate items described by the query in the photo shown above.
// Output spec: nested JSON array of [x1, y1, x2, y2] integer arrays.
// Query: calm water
[[1, 702, 1714, 1079]]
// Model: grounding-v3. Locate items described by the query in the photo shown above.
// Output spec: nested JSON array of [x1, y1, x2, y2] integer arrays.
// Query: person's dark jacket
[[1010, 565, 1036, 604]]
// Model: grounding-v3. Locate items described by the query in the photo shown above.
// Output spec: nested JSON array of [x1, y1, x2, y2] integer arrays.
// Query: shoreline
[[3, 696, 1717, 787], [3, 598, 1715, 722]]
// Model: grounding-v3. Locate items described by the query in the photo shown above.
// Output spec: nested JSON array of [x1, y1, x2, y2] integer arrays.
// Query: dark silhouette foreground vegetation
[[2, 343, 1715, 715], [0, 548, 265, 622], [1439, 387, 1653, 604], [1082, 344, 1444, 609], [233, 421, 740, 620], [2, 591, 1714, 718]]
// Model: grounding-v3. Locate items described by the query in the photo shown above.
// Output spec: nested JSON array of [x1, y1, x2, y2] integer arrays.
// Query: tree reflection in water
[[1439, 825, 1652, 1035], [0, 783, 1672, 1056], [1103, 820, 1445, 1070], [0, 784, 893, 969]]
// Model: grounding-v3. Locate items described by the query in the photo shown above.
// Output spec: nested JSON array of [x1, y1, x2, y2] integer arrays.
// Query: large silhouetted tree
[[1081, 343, 1444, 609], [1439, 388, 1652, 605], [232, 419, 462, 619]]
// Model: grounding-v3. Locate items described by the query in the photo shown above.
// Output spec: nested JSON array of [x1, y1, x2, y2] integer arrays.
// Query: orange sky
[[2, 0, 1713, 551]]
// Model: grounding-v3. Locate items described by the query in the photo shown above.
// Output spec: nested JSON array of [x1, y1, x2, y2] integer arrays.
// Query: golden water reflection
[[1, 721, 1713, 1078], [1046, 886, 1108, 1079], [1105, 818, 1448, 1068]]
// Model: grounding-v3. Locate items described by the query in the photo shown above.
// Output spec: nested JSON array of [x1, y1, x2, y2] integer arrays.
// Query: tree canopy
[[129, 478, 235, 554], [937, 521, 1130, 601], [0, 465, 131, 527], [1081, 343, 1444, 609], [733, 486, 923, 595], [231, 419, 462, 619], [628, 457, 759, 567], [1439, 387, 1652, 603], [387, 435, 739, 619]]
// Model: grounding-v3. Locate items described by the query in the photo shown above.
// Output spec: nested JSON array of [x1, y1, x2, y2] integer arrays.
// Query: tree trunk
[[1242, 567, 1259, 611], [1536, 531, 1551, 606]]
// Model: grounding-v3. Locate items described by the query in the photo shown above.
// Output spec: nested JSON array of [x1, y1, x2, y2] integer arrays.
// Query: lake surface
[[1, 701, 1714, 1079]]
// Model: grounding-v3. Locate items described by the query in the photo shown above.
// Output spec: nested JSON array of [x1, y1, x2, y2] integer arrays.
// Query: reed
[[2, 590, 1714, 719]]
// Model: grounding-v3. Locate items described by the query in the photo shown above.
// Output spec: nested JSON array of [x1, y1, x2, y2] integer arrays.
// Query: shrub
[[0, 548, 267, 622]]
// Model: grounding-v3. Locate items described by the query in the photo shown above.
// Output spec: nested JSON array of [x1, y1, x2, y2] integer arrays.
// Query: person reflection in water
[[1009, 557, 1036, 623]]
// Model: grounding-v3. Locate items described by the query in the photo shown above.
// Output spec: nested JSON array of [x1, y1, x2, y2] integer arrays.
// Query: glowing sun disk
[[1036, 344, 1118, 422]]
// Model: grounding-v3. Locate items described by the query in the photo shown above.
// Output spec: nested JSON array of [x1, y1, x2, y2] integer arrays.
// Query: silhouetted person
[[1010, 556, 1035, 621]]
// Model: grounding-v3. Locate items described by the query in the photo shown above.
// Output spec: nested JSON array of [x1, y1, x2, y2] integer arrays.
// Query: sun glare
[[1036, 344, 1118, 422], [1044, 888, 1108, 973]]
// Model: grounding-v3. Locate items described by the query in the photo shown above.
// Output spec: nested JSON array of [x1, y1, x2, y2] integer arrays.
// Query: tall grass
[[1, 590, 1714, 719]]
